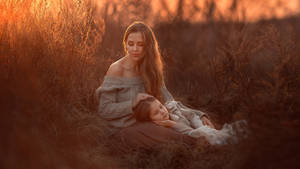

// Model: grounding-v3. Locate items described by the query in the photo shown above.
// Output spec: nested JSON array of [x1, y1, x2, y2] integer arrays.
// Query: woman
[[95, 21, 214, 150]]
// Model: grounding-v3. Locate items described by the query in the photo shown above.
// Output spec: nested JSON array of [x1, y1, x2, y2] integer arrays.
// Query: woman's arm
[[161, 82, 174, 103], [98, 91, 134, 120], [97, 63, 135, 120], [98, 85, 152, 121]]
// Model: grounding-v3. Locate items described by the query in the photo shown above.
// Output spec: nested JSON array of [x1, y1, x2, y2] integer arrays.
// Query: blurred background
[[1, 0, 300, 169]]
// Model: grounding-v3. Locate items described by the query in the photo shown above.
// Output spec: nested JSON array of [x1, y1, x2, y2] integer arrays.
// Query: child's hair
[[133, 96, 156, 122]]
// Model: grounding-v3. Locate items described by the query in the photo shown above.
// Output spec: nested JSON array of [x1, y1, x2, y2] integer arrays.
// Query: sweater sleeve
[[166, 101, 206, 129], [182, 110, 204, 129], [96, 83, 133, 121], [176, 102, 207, 119], [161, 82, 174, 103]]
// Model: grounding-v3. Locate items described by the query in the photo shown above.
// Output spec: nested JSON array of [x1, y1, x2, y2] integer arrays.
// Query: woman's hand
[[132, 93, 153, 108], [200, 116, 215, 129], [153, 120, 176, 128]]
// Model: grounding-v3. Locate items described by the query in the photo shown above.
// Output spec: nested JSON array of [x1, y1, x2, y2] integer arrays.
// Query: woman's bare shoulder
[[106, 59, 124, 77]]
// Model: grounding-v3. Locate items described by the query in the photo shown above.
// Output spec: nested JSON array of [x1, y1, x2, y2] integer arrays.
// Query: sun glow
[[1, 0, 299, 25], [150, 0, 300, 22]]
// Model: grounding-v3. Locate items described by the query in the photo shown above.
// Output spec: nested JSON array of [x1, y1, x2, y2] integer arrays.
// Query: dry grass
[[1, 0, 300, 169], [0, 0, 115, 168]]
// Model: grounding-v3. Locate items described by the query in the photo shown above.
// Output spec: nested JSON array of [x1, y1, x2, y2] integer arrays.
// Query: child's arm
[[175, 102, 215, 129], [165, 101, 205, 128], [188, 113, 204, 129]]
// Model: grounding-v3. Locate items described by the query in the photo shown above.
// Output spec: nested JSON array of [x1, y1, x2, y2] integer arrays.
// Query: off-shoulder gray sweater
[[95, 76, 174, 133]]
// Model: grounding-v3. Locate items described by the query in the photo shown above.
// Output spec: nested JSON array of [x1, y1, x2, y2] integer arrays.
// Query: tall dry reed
[[0, 0, 119, 169]]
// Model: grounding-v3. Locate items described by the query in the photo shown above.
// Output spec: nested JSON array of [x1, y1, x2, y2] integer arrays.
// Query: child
[[133, 96, 248, 145]]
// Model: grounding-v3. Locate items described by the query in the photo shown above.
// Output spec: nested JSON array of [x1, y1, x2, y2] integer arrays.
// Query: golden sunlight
[[149, 0, 300, 22]]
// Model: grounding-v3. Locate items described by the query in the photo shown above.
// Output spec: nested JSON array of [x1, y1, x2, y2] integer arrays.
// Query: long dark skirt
[[110, 122, 198, 153]]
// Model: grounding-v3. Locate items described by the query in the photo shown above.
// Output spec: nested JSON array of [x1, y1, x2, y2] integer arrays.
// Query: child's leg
[[188, 120, 249, 145], [221, 120, 249, 144], [188, 126, 231, 145], [230, 120, 249, 138]]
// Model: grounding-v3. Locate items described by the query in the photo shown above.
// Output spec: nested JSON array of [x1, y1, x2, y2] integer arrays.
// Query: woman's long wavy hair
[[123, 21, 164, 102]]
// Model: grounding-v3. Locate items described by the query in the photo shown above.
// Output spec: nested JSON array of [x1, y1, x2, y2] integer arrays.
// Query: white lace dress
[[165, 101, 248, 145]]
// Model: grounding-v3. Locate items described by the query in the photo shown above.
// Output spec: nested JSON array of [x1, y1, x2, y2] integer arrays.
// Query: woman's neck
[[123, 55, 139, 72]]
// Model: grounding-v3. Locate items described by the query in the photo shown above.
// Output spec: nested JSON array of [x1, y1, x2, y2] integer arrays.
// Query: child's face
[[149, 99, 169, 121]]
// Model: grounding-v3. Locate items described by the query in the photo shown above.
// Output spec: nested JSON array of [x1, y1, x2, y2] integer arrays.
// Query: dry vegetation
[[1, 0, 300, 169]]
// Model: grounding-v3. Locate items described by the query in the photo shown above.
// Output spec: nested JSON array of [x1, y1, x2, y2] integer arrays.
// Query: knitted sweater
[[95, 76, 174, 133]]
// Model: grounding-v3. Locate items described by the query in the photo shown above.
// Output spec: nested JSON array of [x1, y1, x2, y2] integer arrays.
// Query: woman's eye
[[128, 42, 133, 46]]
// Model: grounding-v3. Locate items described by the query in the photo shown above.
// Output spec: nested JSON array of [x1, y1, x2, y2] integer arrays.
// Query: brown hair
[[133, 96, 156, 122], [123, 21, 164, 102]]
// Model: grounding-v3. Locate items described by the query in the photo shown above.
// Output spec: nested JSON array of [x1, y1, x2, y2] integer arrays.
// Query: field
[[1, 0, 299, 169]]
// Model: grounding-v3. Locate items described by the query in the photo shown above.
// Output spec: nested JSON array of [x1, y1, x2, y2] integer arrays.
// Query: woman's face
[[149, 99, 169, 121], [126, 32, 145, 62]]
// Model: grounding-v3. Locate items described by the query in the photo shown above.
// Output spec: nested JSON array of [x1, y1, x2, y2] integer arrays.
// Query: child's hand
[[200, 116, 215, 129], [153, 120, 176, 128]]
